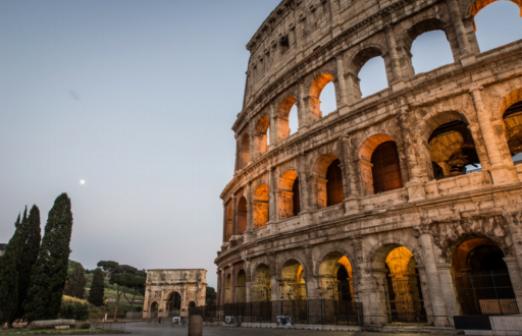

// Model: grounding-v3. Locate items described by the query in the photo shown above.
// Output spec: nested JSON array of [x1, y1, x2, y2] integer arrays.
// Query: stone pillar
[[438, 263, 460, 325], [470, 86, 518, 185], [297, 82, 310, 129], [385, 26, 413, 84], [447, 0, 478, 58], [246, 183, 254, 232], [359, 268, 388, 326], [297, 155, 313, 226], [269, 104, 278, 147], [504, 256, 522, 312], [336, 55, 349, 109], [344, 71, 361, 106], [419, 234, 450, 326]]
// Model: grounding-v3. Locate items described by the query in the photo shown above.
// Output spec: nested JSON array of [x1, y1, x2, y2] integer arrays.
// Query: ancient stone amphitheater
[[216, 0, 522, 330]]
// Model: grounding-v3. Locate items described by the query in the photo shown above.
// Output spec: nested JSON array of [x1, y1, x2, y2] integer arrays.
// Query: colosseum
[[216, 0, 522, 331]]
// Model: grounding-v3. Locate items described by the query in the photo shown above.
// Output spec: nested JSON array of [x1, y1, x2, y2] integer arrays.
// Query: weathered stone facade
[[142, 269, 207, 319], [216, 0, 522, 329]]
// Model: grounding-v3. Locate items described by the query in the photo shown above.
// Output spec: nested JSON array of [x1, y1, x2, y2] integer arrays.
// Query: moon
[[79, 179, 86, 186]]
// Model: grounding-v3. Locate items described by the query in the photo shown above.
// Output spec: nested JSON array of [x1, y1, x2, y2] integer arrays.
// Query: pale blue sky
[[0, 0, 520, 287]]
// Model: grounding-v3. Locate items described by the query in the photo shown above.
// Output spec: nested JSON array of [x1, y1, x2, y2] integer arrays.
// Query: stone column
[[344, 71, 361, 106], [268, 167, 278, 223], [385, 26, 413, 84], [359, 268, 388, 326], [246, 183, 254, 232], [438, 263, 460, 326], [297, 82, 310, 129], [419, 233, 450, 326], [269, 104, 278, 147], [336, 55, 349, 109], [469, 86, 518, 185], [297, 155, 313, 226], [504, 256, 522, 312]]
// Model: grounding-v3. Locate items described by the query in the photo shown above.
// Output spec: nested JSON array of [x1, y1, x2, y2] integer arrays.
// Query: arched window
[[473, 0, 522, 52], [277, 96, 299, 141], [503, 100, 522, 163], [326, 159, 344, 206], [253, 184, 269, 228], [372, 141, 403, 193], [310, 73, 337, 118], [408, 20, 454, 74], [236, 196, 247, 235], [224, 201, 233, 241], [358, 56, 388, 97], [315, 155, 345, 208], [428, 118, 481, 178], [236, 133, 250, 170], [278, 170, 300, 219], [255, 115, 270, 155]]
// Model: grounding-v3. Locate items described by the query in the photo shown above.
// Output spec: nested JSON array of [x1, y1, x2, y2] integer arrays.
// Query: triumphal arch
[[216, 0, 522, 331], [142, 269, 207, 319]]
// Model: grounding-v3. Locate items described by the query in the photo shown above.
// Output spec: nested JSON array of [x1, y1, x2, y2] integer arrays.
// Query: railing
[[196, 300, 363, 326]]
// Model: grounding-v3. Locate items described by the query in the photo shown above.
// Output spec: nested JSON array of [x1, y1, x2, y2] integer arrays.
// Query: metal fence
[[194, 300, 363, 326]]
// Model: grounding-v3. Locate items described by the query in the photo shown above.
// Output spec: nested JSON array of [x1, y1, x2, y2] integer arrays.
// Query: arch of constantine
[[216, 0, 522, 329]]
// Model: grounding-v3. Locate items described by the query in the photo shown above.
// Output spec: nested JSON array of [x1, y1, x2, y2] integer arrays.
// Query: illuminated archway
[[503, 99, 522, 163], [280, 259, 307, 301], [252, 264, 271, 302], [254, 115, 270, 155], [253, 184, 269, 228], [236, 196, 247, 235], [310, 73, 337, 118], [277, 96, 299, 140], [314, 155, 344, 208], [278, 169, 300, 219]]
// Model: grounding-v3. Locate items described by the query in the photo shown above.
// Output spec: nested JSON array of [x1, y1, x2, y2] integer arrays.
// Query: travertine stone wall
[[217, 0, 522, 328]]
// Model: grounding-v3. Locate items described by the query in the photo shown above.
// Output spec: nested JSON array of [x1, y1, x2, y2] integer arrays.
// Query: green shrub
[[59, 301, 89, 320]]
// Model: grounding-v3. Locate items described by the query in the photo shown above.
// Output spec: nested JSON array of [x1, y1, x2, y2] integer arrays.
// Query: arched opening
[[278, 170, 300, 219], [326, 159, 344, 206], [277, 96, 299, 141], [428, 117, 481, 178], [224, 274, 233, 304], [224, 201, 233, 241], [385, 246, 426, 323], [314, 155, 344, 208], [252, 264, 271, 302], [253, 184, 269, 228], [255, 115, 270, 155], [236, 133, 250, 170], [281, 260, 307, 301], [453, 236, 518, 315], [167, 292, 182, 317], [236, 196, 247, 235], [236, 270, 246, 303], [150, 301, 159, 319], [408, 20, 454, 74], [371, 141, 403, 193], [473, 0, 522, 52], [503, 100, 522, 163], [358, 56, 388, 97], [310, 73, 337, 118]]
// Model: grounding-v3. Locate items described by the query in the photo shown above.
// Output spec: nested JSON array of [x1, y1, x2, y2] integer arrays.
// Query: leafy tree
[[88, 268, 105, 307], [64, 261, 86, 299], [205, 287, 217, 308], [97, 260, 146, 294], [25, 194, 73, 321], [15, 206, 41, 319], [0, 215, 23, 324]]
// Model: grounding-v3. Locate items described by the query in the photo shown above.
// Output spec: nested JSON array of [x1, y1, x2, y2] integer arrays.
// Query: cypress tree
[[15, 206, 41, 319], [64, 261, 86, 299], [0, 215, 23, 325], [25, 194, 73, 321], [88, 268, 105, 307]]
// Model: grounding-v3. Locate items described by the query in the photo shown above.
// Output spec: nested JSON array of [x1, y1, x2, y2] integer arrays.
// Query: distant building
[[142, 269, 206, 319], [0, 243, 6, 257]]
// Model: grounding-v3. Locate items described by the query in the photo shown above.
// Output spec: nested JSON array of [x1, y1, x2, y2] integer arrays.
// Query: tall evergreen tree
[[64, 261, 86, 299], [25, 194, 73, 321], [0, 215, 23, 324], [15, 206, 41, 319], [88, 268, 105, 307]]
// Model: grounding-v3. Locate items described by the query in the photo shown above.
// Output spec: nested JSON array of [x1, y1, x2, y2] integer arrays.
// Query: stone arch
[[359, 134, 403, 194], [501, 89, 522, 162], [224, 200, 233, 241], [236, 132, 250, 170], [369, 243, 427, 323], [313, 154, 344, 208], [150, 301, 159, 318], [280, 259, 307, 301], [235, 269, 247, 303], [405, 18, 457, 74], [252, 263, 272, 302], [236, 196, 247, 235], [318, 252, 355, 302], [278, 169, 300, 219], [166, 291, 182, 317], [253, 183, 269, 228], [452, 235, 519, 315], [276, 95, 299, 140], [424, 111, 481, 179], [254, 114, 270, 156], [309, 72, 337, 118], [352, 46, 390, 97], [469, 0, 522, 17]]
